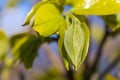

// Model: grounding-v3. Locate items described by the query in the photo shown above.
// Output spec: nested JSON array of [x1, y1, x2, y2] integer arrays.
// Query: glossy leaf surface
[[70, 0, 120, 15], [23, 2, 45, 26], [34, 3, 64, 37]]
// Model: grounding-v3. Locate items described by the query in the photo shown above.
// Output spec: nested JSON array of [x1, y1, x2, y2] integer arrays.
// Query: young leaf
[[70, 0, 120, 15], [33, 3, 64, 37], [80, 23, 90, 64], [22, 2, 45, 26], [11, 33, 42, 69], [58, 14, 73, 70], [64, 13, 90, 70], [58, 22, 69, 70], [0, 30, 9, 60]]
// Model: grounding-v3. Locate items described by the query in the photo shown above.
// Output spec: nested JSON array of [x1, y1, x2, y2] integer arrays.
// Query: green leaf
[[22, 2, 45, 26], [11, 33, 42, 69], [33, 3, 64, 37], [0, 30, 9, 60], [64, 13, 90, 70], [70, 0, 120, 15], [58, 22, 69, 70], [101, 14, 120, 31], [58, 14, 73, 70]]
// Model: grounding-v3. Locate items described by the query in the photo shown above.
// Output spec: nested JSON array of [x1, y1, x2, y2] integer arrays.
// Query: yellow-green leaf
[[33, 3, 64, 37], [58, 14, 73, 70], [22, 2, 45, 26], [64, 13, 90, 70], [0, 30, 9, 60], [70, 0, 120, 15], [58, 21, 69, 70]]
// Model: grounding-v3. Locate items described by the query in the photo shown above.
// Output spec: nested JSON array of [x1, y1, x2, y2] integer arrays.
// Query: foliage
[[22, 0, 120, 70], [10, 33, 43, 68], [0, 30, 9, 60], [1, 0, 120, 80]]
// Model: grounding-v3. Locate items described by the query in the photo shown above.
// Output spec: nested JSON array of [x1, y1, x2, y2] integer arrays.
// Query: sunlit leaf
[[0, 30, 9, 60], [11, 33, 42, 68], [33, 3, 64, 37], [22, 2, 45, 26], [70, 0, 120, 15], [64, 13, 90, 70]]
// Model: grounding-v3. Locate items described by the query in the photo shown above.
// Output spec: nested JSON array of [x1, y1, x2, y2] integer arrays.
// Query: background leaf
[[10, 33, 42, 69], [101, 15, 120, 31], [0, 30, 9, 60]]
